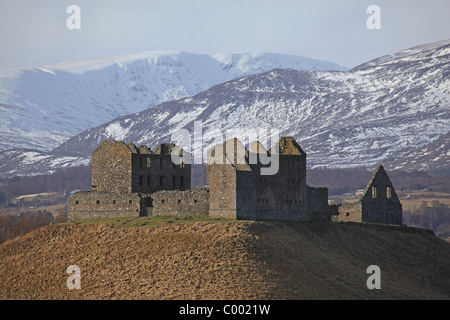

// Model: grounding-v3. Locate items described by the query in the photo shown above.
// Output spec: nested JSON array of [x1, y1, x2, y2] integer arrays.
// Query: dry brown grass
[[0, 220, 449, 300]]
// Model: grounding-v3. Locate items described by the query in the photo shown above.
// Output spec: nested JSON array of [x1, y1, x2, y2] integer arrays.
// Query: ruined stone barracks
[[67, 137, 402, 225], [337, 165, 402, 225]]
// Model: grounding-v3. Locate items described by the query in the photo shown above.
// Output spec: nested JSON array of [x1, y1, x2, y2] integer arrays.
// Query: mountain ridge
[[1, 39, 449, 178], [49, 42, 450, 170], [352, 38, 450, 71], [0, 51, 347, 152]]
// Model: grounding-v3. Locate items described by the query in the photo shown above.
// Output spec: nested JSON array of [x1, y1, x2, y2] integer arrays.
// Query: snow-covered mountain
[[1, 39, 449, 178], [352, 38, 450, 71], [0, 51, 347, 152]]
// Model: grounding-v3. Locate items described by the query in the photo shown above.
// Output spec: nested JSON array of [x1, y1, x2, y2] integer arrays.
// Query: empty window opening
[[96, 200, 100, 205], [173, 176, 176, 186], [346, 212, 350, 217], [147, 175, 151, 186], [180, 176, 184, 186], [178, 199, 181, 204], [139, 157, 143, 167], [139, 175, 143, 186], [387, 186, 392, 199], [194, 199, 198, 204], [129, 200, 133, 204], [161, 200, 165, 204], [160, 176, 163, 187], [75, 200, 79, 205], [160, 157, 163, 168], [113, 200, 116, 204]]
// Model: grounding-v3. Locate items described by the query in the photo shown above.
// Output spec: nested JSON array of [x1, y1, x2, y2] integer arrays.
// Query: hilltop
[[0, 219, 449, 300]]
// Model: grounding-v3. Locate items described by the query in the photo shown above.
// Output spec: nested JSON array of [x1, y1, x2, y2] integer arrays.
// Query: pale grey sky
[[1, 0, 449, 69]]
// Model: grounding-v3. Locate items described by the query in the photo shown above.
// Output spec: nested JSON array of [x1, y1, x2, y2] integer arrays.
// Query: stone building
[[338, 165, 402, 225], [91, 140, 190, 194], [207, 137, 328, 222], [68, 140, 191, 220], [68, 137, 329, 222], [67, 191, 152, 221], [151, 188, 210, 217]]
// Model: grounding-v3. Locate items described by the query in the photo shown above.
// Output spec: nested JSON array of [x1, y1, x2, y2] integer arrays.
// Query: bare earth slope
[[0, 221, 449, 300]]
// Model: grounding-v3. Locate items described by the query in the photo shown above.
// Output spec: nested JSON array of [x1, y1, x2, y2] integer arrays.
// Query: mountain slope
[[54, 40, 450, 169], [1, 39, 449, 178], [384, 131, 450, 173], [0, 51, 347, 152], [352, 38, 450, 71], [0, 221, 449, 300]]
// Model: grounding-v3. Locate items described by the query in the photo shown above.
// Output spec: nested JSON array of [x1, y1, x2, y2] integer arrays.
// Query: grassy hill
[[0, 218, 449, 300]]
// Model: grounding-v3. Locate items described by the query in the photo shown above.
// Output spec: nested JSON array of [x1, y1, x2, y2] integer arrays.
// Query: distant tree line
[[192, 165, 450, 195], [0, 210, 66, 244], [403, 201, 450, 239], [306, 167, 450, 195], [0, 164, 448, 206], [0, 165, 91, 205]]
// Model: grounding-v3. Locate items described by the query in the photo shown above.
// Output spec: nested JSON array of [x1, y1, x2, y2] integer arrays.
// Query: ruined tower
[[68, 140, 191, 220], [207, 136, 324, 222], [91, 140, 191, 194], [69, 137, 329, 222]]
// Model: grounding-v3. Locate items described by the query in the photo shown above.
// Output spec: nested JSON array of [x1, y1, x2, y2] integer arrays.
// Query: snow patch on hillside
[[105, 122, 130, 141], [0, 51, 347, 152]]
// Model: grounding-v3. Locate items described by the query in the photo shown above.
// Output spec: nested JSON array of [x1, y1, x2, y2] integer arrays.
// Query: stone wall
[[235, 155, 310, 222], [92, 141, 133, 193], [360, 170, 402, 225], [91, 140, 191, 194], [206, 137, 311, 222], [130, 153, 191, 194], [71, 137, 335, 223], [338, 197, 403, 224], [207, 163, 238, 219], [307, 186, 329, 220], [151, 187, 210, 217], [262, 153, 308, 221], [131, 144, 191, 194], [338, 202, 363, 222], [337, 165, 402, 225], [67, 191, 151, 220]]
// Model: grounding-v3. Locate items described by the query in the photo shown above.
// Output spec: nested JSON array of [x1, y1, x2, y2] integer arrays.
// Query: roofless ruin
[[68, 137, 402, 225]]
